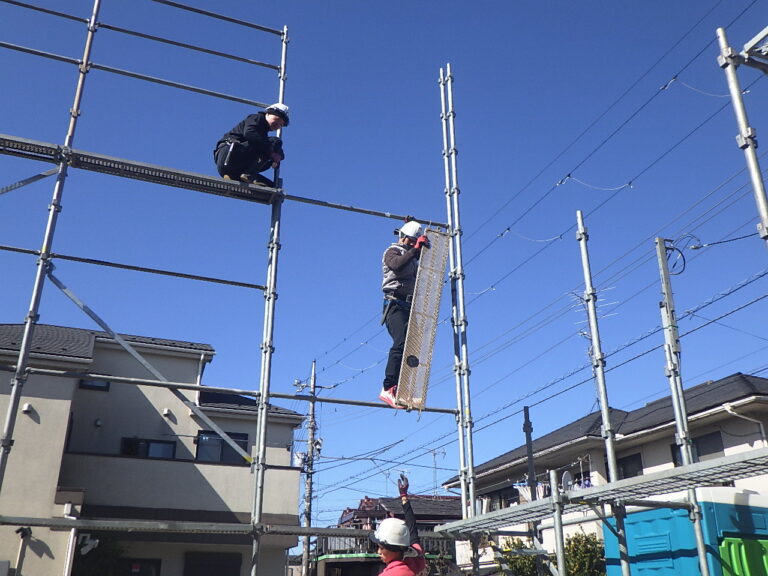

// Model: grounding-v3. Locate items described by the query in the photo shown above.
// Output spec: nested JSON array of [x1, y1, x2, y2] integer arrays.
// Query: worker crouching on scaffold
[[370, 474, 426, 576], [213, 103, 289, 187], [380, 219, 430, 408]]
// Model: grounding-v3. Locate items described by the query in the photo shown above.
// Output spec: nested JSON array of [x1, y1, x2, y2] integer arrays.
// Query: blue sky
[[2, 1, 768, 528]]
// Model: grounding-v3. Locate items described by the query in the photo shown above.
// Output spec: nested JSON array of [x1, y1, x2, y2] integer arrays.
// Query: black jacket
[[217, 112, 284, 159]]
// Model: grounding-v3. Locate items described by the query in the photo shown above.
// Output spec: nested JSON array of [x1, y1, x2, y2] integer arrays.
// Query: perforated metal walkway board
[[0, 133, 279, 204], [395, 229, 450, 410], [435, 446, 768, 536]]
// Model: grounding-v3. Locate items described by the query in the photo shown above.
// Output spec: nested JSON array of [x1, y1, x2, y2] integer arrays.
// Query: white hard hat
[[265, 103, 290, 126], [370, 518, 411, 550], [397, 220, 422, 239]]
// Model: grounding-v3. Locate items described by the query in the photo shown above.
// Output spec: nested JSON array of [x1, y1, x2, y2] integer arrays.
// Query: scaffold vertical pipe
[[278, 26, 289, 104], [575, 211, 631, 576], [445, 64, 476, 517], [0, 0, 102, 493], [440, 64, 476, 518], [716, 27, 768, 247], [655, 238, 711, 576], [439, 67, 468, 516], [251, 197, 283, 576], [250, 24, 289, 575], [549, 469, 567, 576]]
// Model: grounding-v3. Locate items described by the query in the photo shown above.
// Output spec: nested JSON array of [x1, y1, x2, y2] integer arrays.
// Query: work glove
[[414, 235, 430, 250], [398, 473, 409, 497]]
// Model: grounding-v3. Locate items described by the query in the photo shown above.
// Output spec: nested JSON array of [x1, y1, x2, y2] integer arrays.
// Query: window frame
[[79, 378, 111, 391], [120, 437, 177, 460], [195, 430, 249, 465]]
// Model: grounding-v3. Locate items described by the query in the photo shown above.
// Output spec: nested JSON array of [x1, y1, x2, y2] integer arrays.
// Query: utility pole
[[575, 211, 630, 576], [655, 239, 711, 576], [523, 407, 544, 576], [301, 361, 319, 576], [716, 26, 768, 250]]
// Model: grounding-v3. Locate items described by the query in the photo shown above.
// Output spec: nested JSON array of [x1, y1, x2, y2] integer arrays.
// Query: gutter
[[723, 402, 768, 446], [618, 395, 768, 444]]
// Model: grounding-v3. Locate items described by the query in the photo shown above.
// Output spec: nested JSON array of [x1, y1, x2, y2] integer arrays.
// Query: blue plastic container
[[604, 488, 768, 576]]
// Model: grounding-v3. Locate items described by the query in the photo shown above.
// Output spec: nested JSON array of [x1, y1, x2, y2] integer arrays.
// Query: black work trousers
[[214, 141, 274, 187], [383, 300, 410, 390]]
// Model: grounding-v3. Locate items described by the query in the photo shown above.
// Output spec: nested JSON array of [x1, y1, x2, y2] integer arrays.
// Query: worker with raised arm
[[380, 219, 430, 408], [213, 103, 289, 187], [370, 474, 426, 576]]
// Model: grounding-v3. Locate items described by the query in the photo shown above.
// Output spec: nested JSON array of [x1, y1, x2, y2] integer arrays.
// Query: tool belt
[[381, 293, 412, 325]]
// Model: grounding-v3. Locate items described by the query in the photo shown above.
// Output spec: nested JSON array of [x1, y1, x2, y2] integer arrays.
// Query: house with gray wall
[[0, 323, 303, 576]]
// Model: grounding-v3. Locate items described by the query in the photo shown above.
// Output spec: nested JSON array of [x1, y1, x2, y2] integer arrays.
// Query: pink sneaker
[[378, 386, 400, 409]]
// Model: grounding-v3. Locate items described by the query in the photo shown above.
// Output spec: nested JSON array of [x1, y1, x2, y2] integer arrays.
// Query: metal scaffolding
[[5, 4, 766, 576], [0, 2, 472, 575]]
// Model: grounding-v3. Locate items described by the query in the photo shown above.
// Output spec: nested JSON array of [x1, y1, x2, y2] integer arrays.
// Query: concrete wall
[[0, 371, 77, 573], [117, 540, 286, 576], [60, 452, 300, 515]]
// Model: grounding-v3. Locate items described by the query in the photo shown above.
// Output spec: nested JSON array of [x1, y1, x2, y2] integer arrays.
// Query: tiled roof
[[0, 323, 96, 360], [379, 496, 463, 519], [618, 373, 768, 435], [0, 323, 214, 362], [338, 495, 462, 525], [199, 390, 301, 418], [451, 372, 768, 486], [466, 407, 628, 480]]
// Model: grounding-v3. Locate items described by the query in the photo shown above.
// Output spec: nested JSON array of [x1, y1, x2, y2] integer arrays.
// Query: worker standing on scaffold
[[380, 219, 430, 408], [213, 103, 289, 187], [370, 474, 427, 576]]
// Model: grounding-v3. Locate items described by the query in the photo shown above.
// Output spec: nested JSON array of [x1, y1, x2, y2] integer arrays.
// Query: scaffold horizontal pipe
[[0, 133, 448, 223], [0, 41, 79, 66], [616, 498, 693, 511], [0, 515, 253, 534], [283, 193, 449, 229], [0, 515, 466, 540], [89, 62, 269, 107], [151, 0, 283, 36], [0, 244, 266, 290], [269, 391, 458, 414], [0, 363, 261, 398], [98, 22, 280, 70], [0, 0, 87, 23]]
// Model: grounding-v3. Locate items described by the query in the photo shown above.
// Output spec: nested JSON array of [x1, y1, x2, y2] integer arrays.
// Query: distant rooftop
[[0, 323, 214, 363], [445, 372, 768, 486]]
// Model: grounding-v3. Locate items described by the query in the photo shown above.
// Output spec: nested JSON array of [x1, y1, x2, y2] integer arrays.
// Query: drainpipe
[[62, 502, 78, 576], [723, 403, 767, 447], [14, 526, 32, 575]]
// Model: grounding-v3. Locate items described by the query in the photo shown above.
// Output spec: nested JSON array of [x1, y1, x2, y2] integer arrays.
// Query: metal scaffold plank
[[0, 133, 279, 204], [395, 228, 450, 410], [435, 446, 768, 535]]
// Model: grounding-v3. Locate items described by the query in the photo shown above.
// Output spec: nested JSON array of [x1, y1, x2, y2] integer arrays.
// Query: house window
[[79, 379, 110, 391], [195, 430, 249, 464], [121, 438, 176, 459], [117, 559, 161, 576], [616, 453, 643, 479], [183, 552, 241, 576], [671, 431, 724, 466], [488, 486, 519, 511]]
